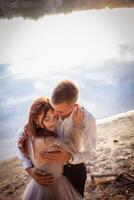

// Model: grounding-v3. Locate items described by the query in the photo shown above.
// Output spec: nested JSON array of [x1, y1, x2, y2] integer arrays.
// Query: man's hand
[[72, 105, 84, 128], [40, 150, 71, 164], [25, 167, 55, 186]]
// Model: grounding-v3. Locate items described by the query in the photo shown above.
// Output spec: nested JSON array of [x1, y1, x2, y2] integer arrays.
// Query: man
[[40, 80, 97, 197], [16, 80, 97, 197]]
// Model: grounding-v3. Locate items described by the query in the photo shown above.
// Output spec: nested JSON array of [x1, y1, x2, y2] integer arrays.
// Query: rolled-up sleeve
[[16, 127, 33, 169], [71, 115, 97, 164]]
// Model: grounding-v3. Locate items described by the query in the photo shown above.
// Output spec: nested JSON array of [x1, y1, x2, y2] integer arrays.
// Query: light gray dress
[[22, 137, 82, 200]]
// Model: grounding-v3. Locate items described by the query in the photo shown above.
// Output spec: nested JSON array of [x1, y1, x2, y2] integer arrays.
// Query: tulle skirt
[[22, 175, 82, 200]]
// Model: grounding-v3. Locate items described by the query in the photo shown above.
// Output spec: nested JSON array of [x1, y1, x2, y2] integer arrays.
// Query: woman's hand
[[71, 105, 84, 128], [25, 167, 55, 186]]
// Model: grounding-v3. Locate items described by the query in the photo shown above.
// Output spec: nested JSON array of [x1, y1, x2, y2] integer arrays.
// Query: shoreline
[[0, 109, 134, 162], [0, 109, 134, 199]]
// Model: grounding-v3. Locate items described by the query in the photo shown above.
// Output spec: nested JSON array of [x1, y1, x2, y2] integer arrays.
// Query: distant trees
[[0, 0, 134, 19]]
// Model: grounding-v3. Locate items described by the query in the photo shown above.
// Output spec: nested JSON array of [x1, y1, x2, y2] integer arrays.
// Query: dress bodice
[[28, 137, 64, 178]]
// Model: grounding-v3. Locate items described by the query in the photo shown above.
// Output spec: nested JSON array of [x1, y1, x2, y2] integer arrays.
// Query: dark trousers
[[63, 163, 87, 197]]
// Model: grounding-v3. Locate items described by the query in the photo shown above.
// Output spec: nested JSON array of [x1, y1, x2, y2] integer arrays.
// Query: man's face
[[51, 102, 75, 117]]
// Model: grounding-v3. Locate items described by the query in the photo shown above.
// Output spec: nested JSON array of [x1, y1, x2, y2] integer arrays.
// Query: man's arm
[[16, 127, 33, 169]]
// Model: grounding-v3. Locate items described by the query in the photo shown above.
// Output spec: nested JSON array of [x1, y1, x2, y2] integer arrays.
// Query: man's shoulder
[[83, 109, 95, 121], [82, 109, 96, 130]]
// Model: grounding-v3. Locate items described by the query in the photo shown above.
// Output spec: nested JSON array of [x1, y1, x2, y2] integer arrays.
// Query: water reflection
[[0, 61, 134, 139], [0, 8, 134, 159]]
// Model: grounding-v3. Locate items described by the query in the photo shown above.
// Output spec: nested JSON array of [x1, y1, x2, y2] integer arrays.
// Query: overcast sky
[[0, 8, 134, 68]]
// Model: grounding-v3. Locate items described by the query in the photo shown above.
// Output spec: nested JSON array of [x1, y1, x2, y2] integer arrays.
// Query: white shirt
[[16, 109, 97, 169]]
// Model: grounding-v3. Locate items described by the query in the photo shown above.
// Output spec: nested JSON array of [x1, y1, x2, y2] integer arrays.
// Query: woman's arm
[[70, 115, 97, 164], [55, 109, 96, 165]]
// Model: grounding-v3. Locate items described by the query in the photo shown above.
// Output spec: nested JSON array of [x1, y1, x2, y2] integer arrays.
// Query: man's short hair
[[51, 80, 79, 105]]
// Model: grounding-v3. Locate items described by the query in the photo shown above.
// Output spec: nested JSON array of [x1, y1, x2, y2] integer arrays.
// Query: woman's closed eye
[[45, 118, 51, 122], [45, 116, 57, 122]]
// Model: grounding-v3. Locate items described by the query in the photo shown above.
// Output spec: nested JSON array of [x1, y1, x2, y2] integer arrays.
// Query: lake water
[[0, 8, 134, 160]]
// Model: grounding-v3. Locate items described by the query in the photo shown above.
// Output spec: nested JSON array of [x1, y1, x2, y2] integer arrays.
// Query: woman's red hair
[[17, 96, 54, 155]]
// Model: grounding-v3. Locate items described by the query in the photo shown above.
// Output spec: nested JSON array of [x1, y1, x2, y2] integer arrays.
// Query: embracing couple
[[16, 80, 97, 200]]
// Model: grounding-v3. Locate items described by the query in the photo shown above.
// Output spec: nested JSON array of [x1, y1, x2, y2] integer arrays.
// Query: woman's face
[[37, 109, 58, 132]]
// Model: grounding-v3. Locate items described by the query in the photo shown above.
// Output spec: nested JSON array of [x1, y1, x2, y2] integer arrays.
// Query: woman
[[17, 97, 83, 200]]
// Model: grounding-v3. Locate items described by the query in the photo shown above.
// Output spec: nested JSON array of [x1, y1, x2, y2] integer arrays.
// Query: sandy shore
[[0, 110, 134, 200]]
